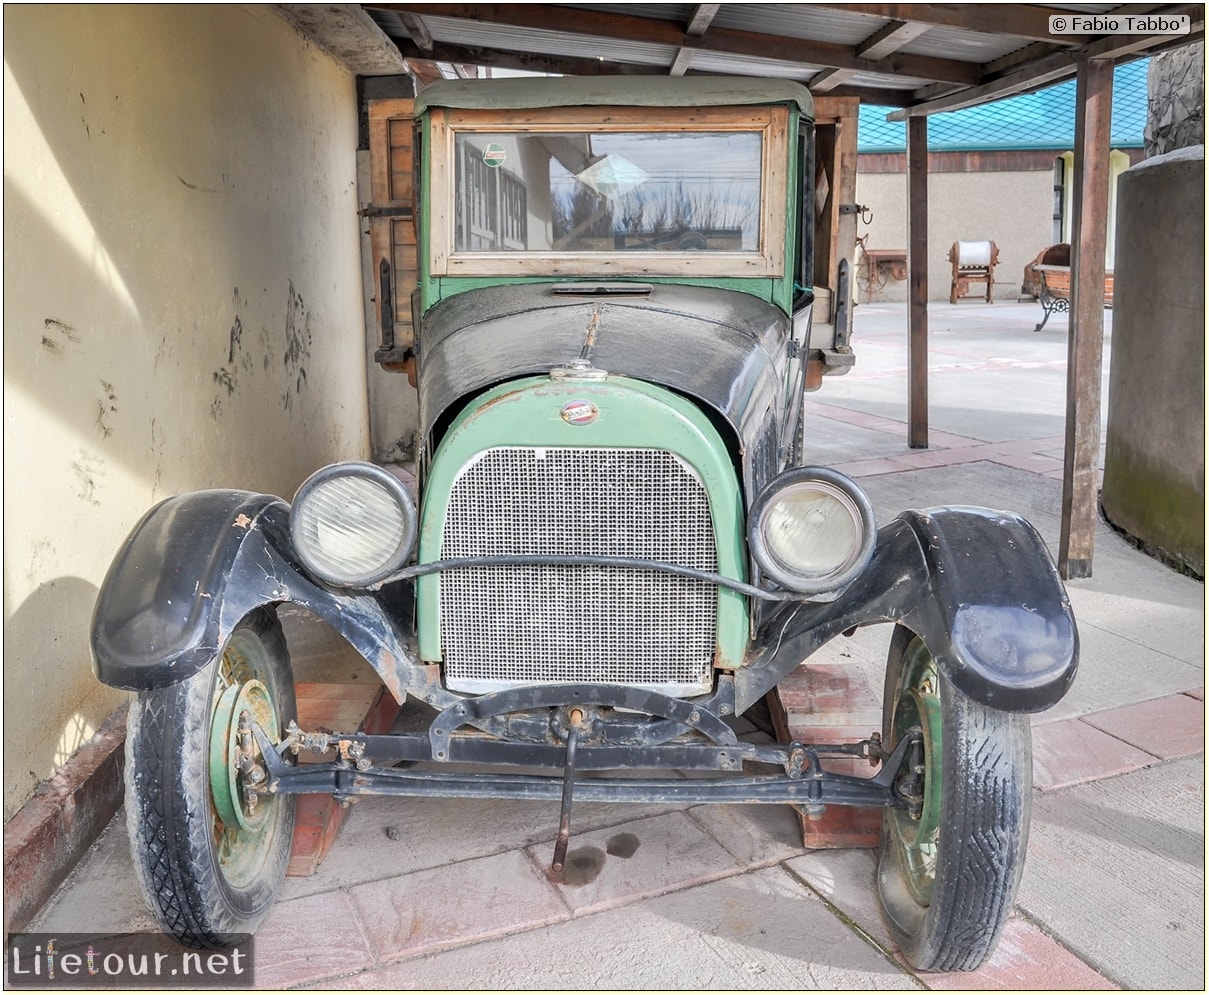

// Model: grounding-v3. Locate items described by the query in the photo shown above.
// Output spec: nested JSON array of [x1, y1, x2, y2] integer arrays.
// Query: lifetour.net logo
[[6, 933, 255, 989]]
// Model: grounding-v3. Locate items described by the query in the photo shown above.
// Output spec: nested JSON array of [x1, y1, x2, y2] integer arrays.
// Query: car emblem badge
[[560, 399, 598, 426]]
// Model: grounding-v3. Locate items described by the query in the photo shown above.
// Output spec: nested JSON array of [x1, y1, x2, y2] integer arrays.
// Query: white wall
[[4, 5, 371, 818], [854, 168, 1056, 303]]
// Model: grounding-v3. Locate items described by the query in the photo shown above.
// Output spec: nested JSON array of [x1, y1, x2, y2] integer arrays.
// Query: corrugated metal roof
[[361, 3, 1197, 114], [421, 15, 679, 68], [858, 57, 1150, 152]]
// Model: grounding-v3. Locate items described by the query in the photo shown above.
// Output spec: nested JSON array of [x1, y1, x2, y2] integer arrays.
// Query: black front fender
[[90, 490, 443, 706], [739, 506, 1079, 714]]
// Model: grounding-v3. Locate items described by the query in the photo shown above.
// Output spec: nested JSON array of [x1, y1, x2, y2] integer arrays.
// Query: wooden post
[[907, 116, 929, 448], [1059, 59, 1113, 579]]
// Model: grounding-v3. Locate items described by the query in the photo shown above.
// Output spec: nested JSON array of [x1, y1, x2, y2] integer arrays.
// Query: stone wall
[[1145, 41, 1205, 157]]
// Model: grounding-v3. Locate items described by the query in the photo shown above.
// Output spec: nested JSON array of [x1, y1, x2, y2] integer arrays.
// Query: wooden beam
[[810, 68, 857, 92], [907, 116, 929, 449], [891, 21, 1204, 118], [390, 38, 667, 77], [1059, 58, 1114, 579], [686, 4, 720, 36], [669, 48, 694, 76], [670, 3, 718, 76], [371, 4, 985, 84], [855, 19, 933, 60], [813, 3, 1095, 44], [397, 11, 434, 51]]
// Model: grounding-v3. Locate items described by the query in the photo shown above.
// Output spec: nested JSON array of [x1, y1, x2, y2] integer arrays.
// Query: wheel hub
[[210, 679, 278, 832]]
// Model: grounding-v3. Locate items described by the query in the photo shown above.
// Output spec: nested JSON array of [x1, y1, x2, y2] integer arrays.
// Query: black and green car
[[92, 76, 1078, 972]]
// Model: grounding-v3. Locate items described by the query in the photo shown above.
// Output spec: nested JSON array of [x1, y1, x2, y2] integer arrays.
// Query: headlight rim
[[748, 466, 876, 596], [289, 461, 417, 589]]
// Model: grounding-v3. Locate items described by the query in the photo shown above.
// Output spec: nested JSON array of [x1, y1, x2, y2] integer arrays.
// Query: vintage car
[[91, 76, 1077, 972]]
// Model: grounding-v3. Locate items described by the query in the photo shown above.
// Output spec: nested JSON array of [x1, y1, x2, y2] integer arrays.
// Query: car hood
[[418, 283, 791, 494]]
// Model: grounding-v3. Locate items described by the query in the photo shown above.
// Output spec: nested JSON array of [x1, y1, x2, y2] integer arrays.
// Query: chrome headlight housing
[[748, 467, 876, 598], [289, 462, 417, 588]]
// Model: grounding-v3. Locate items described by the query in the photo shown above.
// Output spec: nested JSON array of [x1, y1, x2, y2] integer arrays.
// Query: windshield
[[454, 130, 762, 254], [429, 106, 790, 280]]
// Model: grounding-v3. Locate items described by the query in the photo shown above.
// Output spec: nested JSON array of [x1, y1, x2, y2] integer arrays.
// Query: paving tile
[[1082, 693, 1205, 760], [784, 847, 895, 952], [253, 890, 374, 987], [835, 458, 915, 477], [27, 814, 154, 935], [687, 802, 808, 866], [327, 868, 922, 991], [1017, 756, 1205, 991], [919, 915, 1118, 990], [348, 849, 568, 962], [1030, 716, 1156, 791], [1186, 686, 1205, 701], [534, 810, 742, 914], [992, 452, 1065, 474], [929, 431, 983, 448], [887, 450, 952, 469]]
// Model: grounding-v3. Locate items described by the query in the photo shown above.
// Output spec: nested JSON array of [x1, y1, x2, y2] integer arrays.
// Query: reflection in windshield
[[453, 131, 762, 254]]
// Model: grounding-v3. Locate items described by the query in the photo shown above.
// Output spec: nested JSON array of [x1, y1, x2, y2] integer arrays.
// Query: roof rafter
[[811, 2, 1093, 45], [369, 3, 984, 85], [671, 3, 720, 77]]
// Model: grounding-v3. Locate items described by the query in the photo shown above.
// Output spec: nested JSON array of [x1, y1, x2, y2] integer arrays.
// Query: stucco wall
[[4, 6, 370, 818], [854, 168, 1055, 303], [1101, 149, 1205, 576]]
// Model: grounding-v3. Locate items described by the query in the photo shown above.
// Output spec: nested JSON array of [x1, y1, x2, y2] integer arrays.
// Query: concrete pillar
[[1100, 147, 1205, 575]]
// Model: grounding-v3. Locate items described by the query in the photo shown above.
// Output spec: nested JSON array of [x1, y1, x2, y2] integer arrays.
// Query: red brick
[[287, 685, 402, 876]]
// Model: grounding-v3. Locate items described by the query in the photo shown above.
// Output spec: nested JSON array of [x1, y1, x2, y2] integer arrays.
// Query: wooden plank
[[368, 97, 417, 355], [907, 115, 929, 449], [1059, 58, 1113, 579], [834, 98, 860, 337], [855, 18, 934, 60]]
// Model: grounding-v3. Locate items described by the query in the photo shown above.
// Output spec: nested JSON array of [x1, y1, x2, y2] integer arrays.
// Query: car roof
[[413, 75, 813, 120]]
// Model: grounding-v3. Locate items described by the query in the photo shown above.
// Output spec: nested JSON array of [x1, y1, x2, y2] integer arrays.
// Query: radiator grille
[[439, 447, 717, 693]]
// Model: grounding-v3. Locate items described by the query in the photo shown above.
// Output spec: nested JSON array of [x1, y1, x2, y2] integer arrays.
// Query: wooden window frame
[[428, 105, 789, 279]]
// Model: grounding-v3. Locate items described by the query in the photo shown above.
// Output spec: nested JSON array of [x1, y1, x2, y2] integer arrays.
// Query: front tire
[[125, 606, 295, 947], [876, 625, 1032, 971]]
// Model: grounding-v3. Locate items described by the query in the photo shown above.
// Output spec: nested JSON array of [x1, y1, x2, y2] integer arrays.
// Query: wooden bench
[[1033, 263, 1115, 332]]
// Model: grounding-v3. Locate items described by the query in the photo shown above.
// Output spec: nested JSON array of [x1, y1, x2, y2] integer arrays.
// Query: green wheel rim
[[207, 632, 282, 888], [889, 638, 943, 907], [209, 679, 277, 832]]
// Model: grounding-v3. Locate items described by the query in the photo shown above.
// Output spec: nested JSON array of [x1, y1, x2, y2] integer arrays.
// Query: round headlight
[[290, 463, 417, 588], [749, 467, 876, 597]]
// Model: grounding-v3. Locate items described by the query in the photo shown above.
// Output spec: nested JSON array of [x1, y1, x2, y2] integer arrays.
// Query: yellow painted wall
[[3, 5, 370, 818]]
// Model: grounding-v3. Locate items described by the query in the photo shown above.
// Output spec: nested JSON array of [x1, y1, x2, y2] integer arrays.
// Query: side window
[[456, 141, 529, 251]]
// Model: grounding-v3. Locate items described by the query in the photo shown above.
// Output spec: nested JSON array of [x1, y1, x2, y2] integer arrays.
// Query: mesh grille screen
[[440, 447, 717, 689]]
